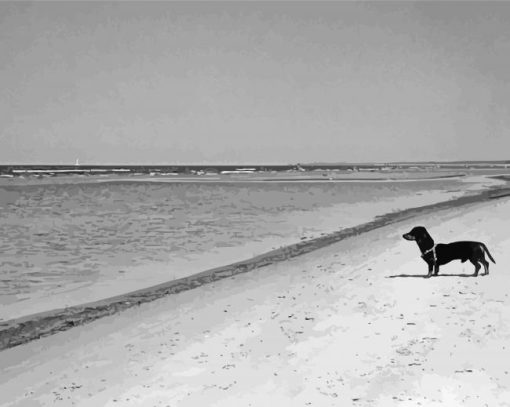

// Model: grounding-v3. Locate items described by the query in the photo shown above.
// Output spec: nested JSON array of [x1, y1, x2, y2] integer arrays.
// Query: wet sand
[[1, 194, 509, 405]]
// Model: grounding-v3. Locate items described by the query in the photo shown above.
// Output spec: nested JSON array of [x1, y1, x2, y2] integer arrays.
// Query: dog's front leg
[[433, 264, 440, 276], [426, 263, 434, 278]]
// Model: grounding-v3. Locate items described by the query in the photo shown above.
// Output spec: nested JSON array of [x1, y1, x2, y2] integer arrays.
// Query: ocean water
[[0, 177, 490, 319]]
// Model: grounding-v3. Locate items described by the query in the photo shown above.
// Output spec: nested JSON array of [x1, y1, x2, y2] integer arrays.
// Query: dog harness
[[422, 245, 437, 263]]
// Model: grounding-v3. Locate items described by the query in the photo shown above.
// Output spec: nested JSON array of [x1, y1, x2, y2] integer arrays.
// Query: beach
[[1, 194, 509, 406], [2, 1, 510, 405]]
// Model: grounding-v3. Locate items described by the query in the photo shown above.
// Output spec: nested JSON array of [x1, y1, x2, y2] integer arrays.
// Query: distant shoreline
[[1, 181, 509, 351], [2, 166, 510, 188], [96, 173, 466, 183], [1, 162, 509, 180]]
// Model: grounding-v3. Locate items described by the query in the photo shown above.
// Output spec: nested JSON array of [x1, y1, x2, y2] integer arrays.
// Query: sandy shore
[[1, 196, 510, 406]]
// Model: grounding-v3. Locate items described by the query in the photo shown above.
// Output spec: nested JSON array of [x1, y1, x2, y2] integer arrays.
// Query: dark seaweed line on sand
[[1, 186, 509, 351]]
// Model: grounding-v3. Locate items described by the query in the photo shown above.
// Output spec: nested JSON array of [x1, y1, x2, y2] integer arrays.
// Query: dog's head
[[403, 226, 428, 241]]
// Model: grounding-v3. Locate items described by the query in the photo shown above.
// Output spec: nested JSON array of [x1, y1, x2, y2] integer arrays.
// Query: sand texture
[[1, 195, 510, 406]]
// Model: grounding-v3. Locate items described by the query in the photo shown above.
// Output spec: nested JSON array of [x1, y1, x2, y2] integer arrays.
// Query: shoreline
[[0, 175, 484, 320], [1, 182, 509, 351], [93, 173, 466, 184], [2, 168, 510, 188]]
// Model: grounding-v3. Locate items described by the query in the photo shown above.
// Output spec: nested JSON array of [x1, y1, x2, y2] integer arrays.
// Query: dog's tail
[[482, 244, 496, 263]]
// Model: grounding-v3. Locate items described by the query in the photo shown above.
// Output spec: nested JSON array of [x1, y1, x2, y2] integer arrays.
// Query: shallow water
[[0, 177, 491, 318]]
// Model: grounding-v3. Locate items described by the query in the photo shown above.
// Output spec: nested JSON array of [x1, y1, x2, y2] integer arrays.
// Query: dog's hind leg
[[470, 259, 481, 277], [480, 258, 489, 276]]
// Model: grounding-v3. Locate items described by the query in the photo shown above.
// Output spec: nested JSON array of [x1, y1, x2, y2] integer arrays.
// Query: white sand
[[1, 197, 510, 406]]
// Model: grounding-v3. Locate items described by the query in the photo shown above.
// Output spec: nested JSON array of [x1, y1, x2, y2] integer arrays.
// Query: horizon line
[[1, 160, 510, 167]]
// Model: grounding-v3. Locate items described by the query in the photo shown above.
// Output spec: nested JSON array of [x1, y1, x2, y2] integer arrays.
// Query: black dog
[[403, 226, 495, 277]]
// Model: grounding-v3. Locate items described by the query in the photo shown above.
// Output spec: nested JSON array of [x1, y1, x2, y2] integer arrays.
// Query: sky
[[1, 2, 509, 165]]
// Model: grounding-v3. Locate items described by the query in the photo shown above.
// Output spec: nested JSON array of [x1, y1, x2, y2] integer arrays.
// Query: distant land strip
[[1, 160, 510, 177], [1, 182, 509, 351]]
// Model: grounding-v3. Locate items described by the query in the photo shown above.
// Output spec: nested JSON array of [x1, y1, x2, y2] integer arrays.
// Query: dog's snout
[[402, 233, 413, 241]]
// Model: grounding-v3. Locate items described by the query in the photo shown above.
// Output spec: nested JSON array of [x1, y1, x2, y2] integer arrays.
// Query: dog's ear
[[412, 226, 434, 246], [410, 226, 427, 236]]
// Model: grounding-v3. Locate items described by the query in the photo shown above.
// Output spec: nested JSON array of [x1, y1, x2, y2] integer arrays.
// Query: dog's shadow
[[387, 273, 479, 279]]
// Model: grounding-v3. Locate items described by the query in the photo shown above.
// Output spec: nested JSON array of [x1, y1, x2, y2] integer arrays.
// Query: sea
[[0, 173, 502, 320]]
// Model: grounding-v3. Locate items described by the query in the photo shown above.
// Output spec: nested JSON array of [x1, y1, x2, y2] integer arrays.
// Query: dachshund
[[403, 226, 495, 277]]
